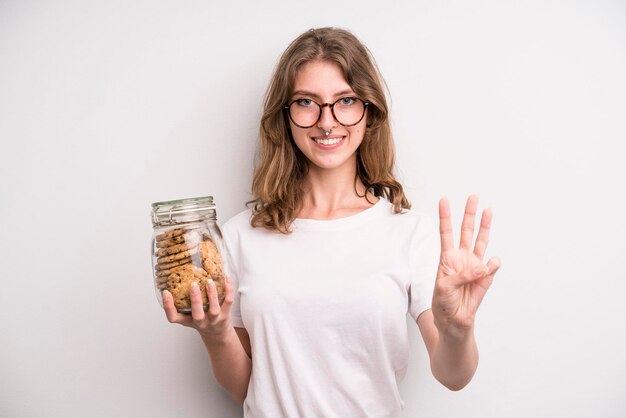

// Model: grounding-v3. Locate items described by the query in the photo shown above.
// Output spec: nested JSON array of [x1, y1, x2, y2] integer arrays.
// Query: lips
[[312, 136, 344, 146]]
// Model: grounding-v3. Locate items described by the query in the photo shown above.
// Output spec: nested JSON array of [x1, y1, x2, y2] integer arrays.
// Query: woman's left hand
[[432, 195, 501, 338]]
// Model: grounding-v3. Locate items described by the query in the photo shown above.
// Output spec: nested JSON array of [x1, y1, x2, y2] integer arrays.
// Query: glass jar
[[150, 196, 226, 313]]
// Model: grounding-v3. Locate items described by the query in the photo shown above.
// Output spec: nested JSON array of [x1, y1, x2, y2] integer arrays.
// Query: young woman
[[162, 27, 501, 417]]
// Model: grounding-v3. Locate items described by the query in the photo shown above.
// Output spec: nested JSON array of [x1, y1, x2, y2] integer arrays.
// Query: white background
[[1, 0, 625, 417]]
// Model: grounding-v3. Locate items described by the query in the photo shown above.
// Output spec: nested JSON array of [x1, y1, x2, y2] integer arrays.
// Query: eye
[[295, 98, 313, 107], [339, 97, 357, 106]]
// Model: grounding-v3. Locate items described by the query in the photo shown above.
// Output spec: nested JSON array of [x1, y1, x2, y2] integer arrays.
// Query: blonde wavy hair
[[248, 27, 410, 233]]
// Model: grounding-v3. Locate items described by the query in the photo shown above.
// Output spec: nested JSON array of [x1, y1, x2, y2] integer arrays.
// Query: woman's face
[[287, 60, 367, 174]]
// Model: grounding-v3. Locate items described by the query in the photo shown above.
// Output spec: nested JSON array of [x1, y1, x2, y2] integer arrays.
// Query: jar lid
[[151, 196, 217, 226]]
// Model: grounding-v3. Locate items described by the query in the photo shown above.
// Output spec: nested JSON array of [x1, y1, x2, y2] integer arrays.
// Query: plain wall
[[1, 1, 625, 417]]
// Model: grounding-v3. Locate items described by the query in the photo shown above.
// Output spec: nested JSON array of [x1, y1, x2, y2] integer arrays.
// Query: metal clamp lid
[[151, 196, 217, 227]]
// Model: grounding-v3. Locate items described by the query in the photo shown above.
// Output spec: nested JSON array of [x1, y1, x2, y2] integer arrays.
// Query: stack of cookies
[[154, 226, 225, 312]]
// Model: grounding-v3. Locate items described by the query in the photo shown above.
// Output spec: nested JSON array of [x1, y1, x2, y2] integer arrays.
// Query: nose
[[317, 103, 338, 131]]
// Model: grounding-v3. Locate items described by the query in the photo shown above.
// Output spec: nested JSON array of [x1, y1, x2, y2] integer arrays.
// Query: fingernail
[[207, 278, 214, 287], [190, 281, 199, 294], [474, 265, 488, 276]]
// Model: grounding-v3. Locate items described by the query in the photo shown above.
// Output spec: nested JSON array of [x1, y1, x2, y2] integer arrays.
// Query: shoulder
[[221, 208, 278, 242], [377, 198, 437, 234], [220, 208, 254, 242], [219, 209, 253, 257], [222, 209, 252, 232]]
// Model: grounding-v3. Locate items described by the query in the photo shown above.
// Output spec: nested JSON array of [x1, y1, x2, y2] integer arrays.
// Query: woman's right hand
[[162, 277, 234, 342]]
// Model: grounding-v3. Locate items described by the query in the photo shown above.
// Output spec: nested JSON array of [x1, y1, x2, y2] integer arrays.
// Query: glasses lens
[[333, 98, 365, 126], [288, 100, 320, 128]]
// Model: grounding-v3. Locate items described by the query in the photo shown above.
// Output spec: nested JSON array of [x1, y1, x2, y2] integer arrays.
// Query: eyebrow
[[291, 89, 357, 100]]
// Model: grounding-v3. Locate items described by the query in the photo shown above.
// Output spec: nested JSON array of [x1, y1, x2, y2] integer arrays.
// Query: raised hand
[[432, 195, 501, 337]]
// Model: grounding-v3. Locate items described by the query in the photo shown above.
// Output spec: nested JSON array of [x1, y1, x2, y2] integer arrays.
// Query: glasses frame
[[283, 97, 370, 129]]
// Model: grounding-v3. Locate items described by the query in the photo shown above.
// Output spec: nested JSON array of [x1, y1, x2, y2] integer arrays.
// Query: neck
[[299, 161, 377, 220]]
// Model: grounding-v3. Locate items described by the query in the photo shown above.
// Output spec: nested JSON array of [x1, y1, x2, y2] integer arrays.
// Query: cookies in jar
[[151, 196, 226, 313]]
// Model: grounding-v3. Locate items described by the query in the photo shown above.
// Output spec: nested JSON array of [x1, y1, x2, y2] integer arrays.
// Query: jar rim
[[151, 196, 216, 226], [151, 195, 214, 209]]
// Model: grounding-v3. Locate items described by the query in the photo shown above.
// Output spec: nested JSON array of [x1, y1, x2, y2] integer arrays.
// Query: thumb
[[452, 263, 489, 286]]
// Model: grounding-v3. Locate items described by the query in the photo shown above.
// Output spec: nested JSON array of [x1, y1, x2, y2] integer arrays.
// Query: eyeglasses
[[284, 97, 369, 128]]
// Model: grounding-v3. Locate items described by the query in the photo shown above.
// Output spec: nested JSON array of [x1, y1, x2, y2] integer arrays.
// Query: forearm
[[201, 327, 251, 404], [430, 326, 479, 391]]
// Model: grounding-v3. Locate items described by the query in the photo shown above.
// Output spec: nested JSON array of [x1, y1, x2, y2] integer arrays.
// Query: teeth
[[315, 137, 342, 145]]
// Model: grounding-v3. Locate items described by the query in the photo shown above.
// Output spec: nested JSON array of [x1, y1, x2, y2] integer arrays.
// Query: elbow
[[232, 392, 246, 406], [227, 384, 248, 406], [440, 379, 471, 391], [214, 375, 249, 406], [429, 346, 479, 391], [431, 364, 476, 391], [224, 385, 248, 406]]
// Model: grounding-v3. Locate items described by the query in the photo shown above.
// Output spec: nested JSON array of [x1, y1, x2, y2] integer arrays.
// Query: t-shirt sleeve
[[221, 219, 245, 328], [407, 215, 440, 322]]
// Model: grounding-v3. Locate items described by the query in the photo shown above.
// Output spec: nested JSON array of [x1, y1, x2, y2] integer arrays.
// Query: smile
[[313, 136, 344, 146]]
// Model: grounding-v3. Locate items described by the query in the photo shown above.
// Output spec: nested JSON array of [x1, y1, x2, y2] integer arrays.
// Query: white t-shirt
[[221, 197, 439, 418]]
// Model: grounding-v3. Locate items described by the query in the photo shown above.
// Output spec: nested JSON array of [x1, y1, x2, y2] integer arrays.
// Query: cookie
[[156, 275, 170, 285], [168, 263, 208, 285], [155, 241, 200, 258], [155, 228, 188, 242], [155, 230, 203, 248], [156, 264, 188, 277], [199, 239, 224, 280], [168, 264, 210, 311], [156, 256, 192, 271], [157, 246, 199, 264]]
